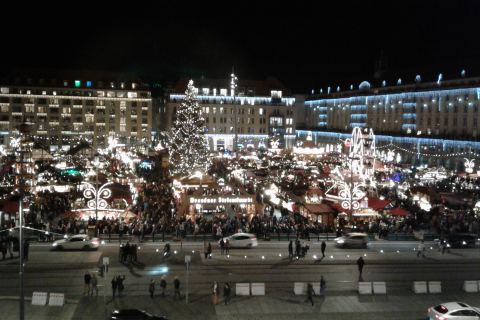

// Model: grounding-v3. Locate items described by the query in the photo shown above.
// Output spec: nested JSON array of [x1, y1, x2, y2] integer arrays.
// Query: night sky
[[2, 1, 480, 93]]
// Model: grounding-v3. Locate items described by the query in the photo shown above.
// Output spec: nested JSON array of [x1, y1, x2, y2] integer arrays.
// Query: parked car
[[110, 309, 167, 320], [219, 233, 258, 248], [334, 233, 368, 248], [51, 234, 100, 251], [428, 302, 480, 319]]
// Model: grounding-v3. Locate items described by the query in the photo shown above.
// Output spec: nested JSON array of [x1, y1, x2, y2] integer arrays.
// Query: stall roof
[[368, 197, 391, 210], [303, 203, 334, 215], [388, 207, 409, 216]]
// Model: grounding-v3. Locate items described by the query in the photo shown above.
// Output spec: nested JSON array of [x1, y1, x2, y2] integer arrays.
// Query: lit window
[[259, 108, 264, 115], [74, 80, 81, 88], [271, 90, 282, 98], [220, 89, 227, 96], [202, 88, 210, 95], [86, 81, 92, 88]]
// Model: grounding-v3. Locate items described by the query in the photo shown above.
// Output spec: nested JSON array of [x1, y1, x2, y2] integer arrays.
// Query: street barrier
[[311, 282, 321, 295], [48, 293, 65, 306], [373, 282, 387, 294], [294, 282, 307, 295], [413, 281, 427, 293], [463, 281, 478, 293], [31, 292, 48, 306], [428, 281, 441, 294], [358, 282, 372, 295], [235, 283, 250, 296], [251, 283, 265, 296]]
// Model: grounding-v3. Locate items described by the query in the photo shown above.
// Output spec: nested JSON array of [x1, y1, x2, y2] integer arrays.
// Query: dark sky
[[2, 1, 480, 93]]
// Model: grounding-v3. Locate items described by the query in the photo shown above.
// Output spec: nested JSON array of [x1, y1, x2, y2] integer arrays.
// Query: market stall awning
[[368, 197, 391, 210], [388, 207, 409, 216], [303, 203, 334, 215]]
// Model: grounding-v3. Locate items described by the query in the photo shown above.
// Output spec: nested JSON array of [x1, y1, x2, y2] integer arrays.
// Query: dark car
[[445, 233, 477, 248], [110, 309, 167, 320]]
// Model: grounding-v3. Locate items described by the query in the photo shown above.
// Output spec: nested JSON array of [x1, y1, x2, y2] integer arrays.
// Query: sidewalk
[[2, 291, 480, 320]]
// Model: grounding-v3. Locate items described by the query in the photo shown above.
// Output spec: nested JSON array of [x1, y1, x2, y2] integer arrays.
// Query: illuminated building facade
[[0, 74, 153, 150], [165, 76, 296, 151], [302, 76, 480, 169]]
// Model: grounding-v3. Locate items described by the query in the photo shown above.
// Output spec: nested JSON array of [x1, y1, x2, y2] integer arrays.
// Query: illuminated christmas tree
[[168, 80, 209, 176]]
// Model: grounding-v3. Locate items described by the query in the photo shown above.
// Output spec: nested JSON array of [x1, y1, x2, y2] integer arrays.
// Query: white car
[[219, 233, 258, 248], [428, 302, 480, 319], [52, 234, 100, 251], [334, 233, 368, 248]]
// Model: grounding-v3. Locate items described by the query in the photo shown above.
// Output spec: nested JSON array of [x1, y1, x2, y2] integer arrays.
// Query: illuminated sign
[[190, 197, 253, 204]]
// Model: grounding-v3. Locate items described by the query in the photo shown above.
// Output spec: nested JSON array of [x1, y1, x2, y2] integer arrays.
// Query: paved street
[[1, 240, 480, 319]]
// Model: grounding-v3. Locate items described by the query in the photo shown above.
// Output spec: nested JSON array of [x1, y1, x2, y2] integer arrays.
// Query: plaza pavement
[[3, 290, 480, 319]]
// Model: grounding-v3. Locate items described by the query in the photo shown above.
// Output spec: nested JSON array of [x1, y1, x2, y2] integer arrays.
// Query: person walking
[[160, 276, 167, 297], [212, 281, 219, 305], [219, 238, 225, 255], [306, 283, 315, 306], [111, 276, 118, 298], [288, 240, 293, 259], [149, 279, 155, 298], [207, 242, 212, 259], [321, 241, 326, 258], [223, 282, 231, 305], [357, 256, 365, 277], [23, 240, 29, 261], [90, 273, 98, 297], [225, 239, 230, 255], [295, 239, 301, 259], [117, 275, 125, 297], [417, 240, 426, 258], [320, 276, 326, 297], [173, 276, 181, 300], [83, 272, 91, 295]]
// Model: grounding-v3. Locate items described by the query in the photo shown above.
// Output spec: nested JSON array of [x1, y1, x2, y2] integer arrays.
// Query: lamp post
[[231, 72, 238, 156], [17, 121, 32, 320]]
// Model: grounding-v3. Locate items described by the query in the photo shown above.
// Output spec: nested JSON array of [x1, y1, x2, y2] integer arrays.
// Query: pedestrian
[[111, 276, 118, 298], [117, 275, 125, 297], [207, 242, 212, 258], [306, 283, 315, 306], [288, 240, 293, 259], [417, 240, 426, 258], [23, 240, 29, 261], [90, 273, 98, 297], [225, 239, 230, 255], [160, 276, 167, 297], [321, 241, 326, 258], [149, 279, 155, 298], [212, 281, 219, 305], [441, 239, 449, 254], [173, 276, 181, 300], [295, 239, 301, 258], [320, 276, 326, 297], [223, 282, 231, 305], [84, 271, 91, 295], [357, 256, 365, 277], [0, 240, 6, 260], [220, 238, 225, 255]]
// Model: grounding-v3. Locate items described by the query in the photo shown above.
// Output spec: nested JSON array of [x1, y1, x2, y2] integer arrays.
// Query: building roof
[[307, 76, 480, 101], [173, 76, 291, 96]]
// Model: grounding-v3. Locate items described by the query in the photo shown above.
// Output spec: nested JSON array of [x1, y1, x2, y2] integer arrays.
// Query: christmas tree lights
[[168, 80, 209, 176]]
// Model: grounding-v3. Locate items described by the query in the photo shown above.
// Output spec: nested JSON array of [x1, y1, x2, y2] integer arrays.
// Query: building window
[[269, 117, 283, 126], [259, 108, 264, 116]]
